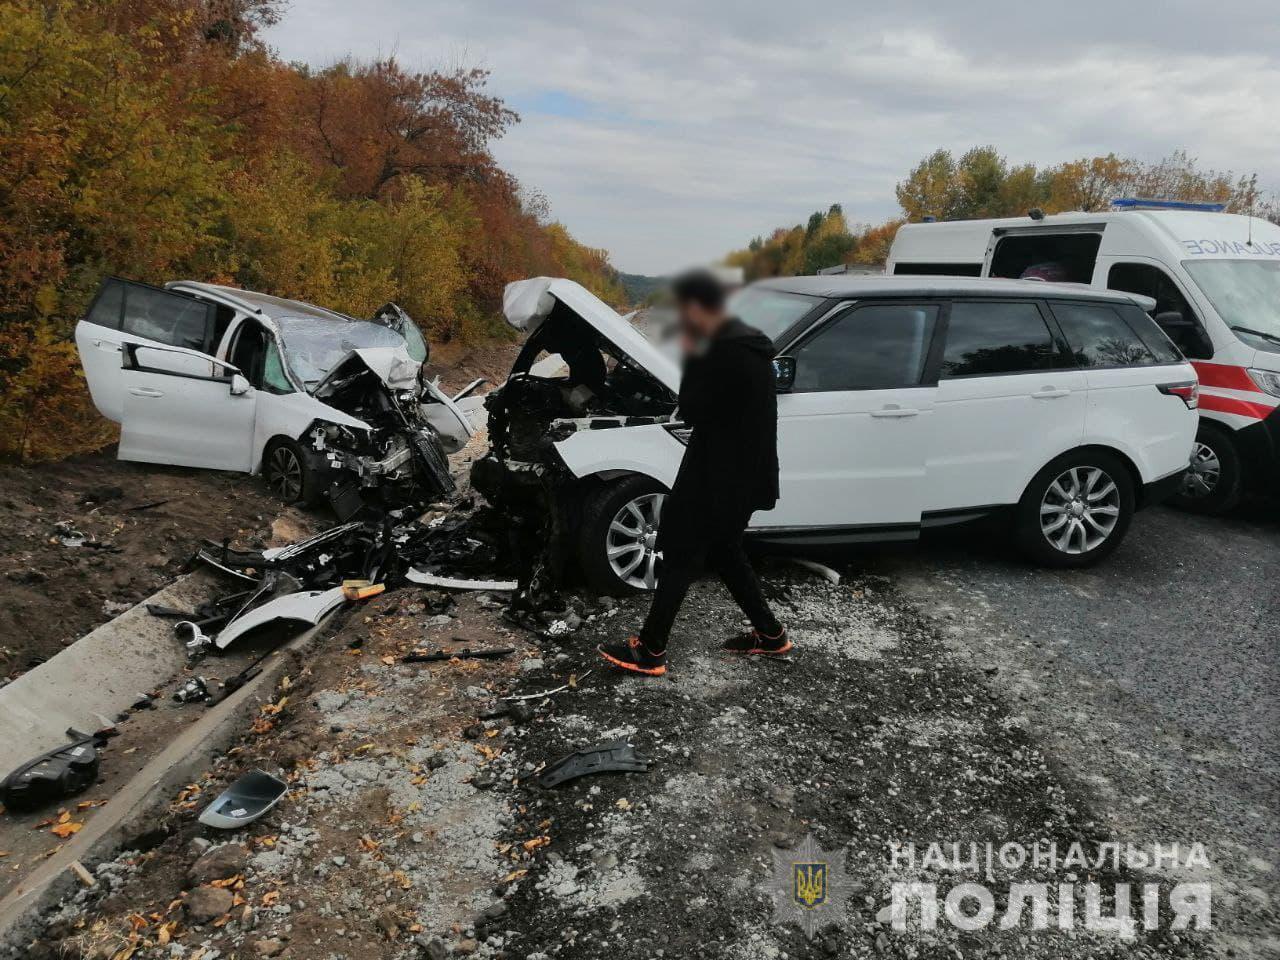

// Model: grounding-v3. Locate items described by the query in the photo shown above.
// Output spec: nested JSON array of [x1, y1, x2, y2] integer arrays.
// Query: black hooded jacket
[[658, 318, 779, 553]]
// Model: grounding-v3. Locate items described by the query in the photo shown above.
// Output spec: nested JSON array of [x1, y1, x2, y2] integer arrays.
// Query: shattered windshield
[[1182, 259, 1280, 351], [729, 287, 821, 342], [274, 317, 408, 387]]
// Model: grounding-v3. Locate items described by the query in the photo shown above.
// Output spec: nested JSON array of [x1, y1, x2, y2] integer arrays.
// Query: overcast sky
[[264, 1, 1280, 275]]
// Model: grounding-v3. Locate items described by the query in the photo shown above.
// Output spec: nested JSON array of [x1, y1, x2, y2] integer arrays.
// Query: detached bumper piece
[[0, 729, 106, 812]]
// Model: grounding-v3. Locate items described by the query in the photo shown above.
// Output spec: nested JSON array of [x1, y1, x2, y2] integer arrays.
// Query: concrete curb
[[0, 571, 220, 775], [0, 614, 338, 955]]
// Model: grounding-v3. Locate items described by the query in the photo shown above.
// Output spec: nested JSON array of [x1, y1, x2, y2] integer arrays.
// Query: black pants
[[638, 530, 781, 652]]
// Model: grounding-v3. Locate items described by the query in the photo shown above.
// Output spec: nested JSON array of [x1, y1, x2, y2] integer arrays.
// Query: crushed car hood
[[503, 278, 679, 393], [311, 346, 473, 442]]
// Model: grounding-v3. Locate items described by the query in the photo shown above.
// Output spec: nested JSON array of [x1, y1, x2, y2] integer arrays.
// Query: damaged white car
[[474, 276, 1197, 596], [76, 278, 474, 515]]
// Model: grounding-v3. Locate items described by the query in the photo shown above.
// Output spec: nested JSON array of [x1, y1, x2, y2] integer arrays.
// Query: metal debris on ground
[[172, 676, 212, 704], [534, 738, 649, 788], [198, 770, 288, 829], [501, 670, 591, 702], [401, 646, 515, 664]]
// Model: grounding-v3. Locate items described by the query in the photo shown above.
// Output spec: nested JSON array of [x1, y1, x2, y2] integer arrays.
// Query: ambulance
[[887, 200, 1280, 512]]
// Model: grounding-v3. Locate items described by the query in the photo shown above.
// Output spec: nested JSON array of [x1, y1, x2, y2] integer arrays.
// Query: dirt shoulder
[[19, 565, 1219, 960], [0, 452, 298, 678]]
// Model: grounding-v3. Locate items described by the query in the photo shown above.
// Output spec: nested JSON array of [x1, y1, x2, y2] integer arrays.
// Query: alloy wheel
[[606, 492, 665, 589], [1181, 442, 1221, 499], [267, 447, 303, 502], [1039, 465, 1121, 555]]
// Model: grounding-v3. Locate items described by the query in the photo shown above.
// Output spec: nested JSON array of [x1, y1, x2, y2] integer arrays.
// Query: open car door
[[76, 278, 224, 425], [119, 341, 256, 471]]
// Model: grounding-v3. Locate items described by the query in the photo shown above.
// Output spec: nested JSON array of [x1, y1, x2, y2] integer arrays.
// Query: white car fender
[[250, 391, 368, 473], [552, 423, 684, 490]]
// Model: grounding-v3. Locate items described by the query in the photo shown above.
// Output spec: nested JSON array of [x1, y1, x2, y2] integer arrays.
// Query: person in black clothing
[[598, 270, 789, 677]]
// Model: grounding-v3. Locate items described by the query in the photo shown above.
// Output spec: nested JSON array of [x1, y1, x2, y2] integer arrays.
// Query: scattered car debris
[[341, 578, 385, 600], [0, 728, 107, 811], [788, 557, 841, 585], [198, 770, 289, 829], [146, 602, 194, 619], [502, 670, 592, 702], [405, 570, 518, 592], [534, 738, 649, 788], [213, 585, 349, 650], [401, 646, 515, 664], [52, 521, 88, 548], [173, 676, 212, 704]]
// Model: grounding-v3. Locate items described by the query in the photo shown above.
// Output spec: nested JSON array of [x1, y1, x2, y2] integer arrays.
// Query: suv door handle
[[128, 386, 164, 399], [1032, 387, 1071, 399], [870, 405, 919, 418]]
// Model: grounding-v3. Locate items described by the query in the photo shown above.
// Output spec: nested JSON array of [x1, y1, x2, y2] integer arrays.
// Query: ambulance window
[[1107, 263, 1212, 359], [989, 234, 1101, 284]]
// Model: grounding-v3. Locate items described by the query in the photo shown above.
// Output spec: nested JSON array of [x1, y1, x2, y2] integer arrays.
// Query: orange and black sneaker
[[722, 627, 792, 656], [598, 636, 667, 676]]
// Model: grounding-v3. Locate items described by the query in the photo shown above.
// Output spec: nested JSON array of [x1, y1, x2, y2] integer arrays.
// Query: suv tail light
[[1157, 381, 1198, 409]]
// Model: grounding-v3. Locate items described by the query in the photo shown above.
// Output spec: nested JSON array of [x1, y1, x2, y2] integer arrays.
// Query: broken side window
[[122, 283, 214, 352]]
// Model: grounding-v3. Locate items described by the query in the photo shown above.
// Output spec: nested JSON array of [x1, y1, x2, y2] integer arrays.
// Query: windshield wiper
[[1230, 325, 1280, 347]]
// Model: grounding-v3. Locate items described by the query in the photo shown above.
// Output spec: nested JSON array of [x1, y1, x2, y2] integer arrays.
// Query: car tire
[[262, 438, 323, 507], [1167, 423, 1243, 515], [1014, 450, 1135, 568], [577, 475, 667, 596]]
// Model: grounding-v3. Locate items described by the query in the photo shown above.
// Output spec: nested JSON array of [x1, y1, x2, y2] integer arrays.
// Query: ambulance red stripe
[[1190, 362, 1261, 393], [1196, 393, 1277, 420]]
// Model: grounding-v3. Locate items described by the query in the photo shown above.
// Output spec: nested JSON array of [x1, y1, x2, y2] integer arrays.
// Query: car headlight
[[1247, 368, 1280, 398]]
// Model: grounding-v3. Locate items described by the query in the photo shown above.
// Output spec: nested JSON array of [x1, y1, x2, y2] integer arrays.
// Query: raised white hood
[[503, 277, 679, 393]]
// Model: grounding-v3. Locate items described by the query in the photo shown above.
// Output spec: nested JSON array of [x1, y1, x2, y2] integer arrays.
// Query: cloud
[[265, 2, 1280, 273]]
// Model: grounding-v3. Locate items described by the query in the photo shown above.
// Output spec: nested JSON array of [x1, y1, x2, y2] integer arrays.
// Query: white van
[[887, 201, 1280, 512]]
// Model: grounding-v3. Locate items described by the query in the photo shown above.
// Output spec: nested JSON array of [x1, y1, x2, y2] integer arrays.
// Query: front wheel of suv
[[577, 476, 667, 596], [1014, 450, 1135, 568]]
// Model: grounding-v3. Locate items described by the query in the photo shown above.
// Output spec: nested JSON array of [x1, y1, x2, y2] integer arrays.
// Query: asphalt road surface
[[881, 498, 1280, 954]]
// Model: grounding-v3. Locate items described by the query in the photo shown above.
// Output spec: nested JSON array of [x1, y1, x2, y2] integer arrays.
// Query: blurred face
[[677, 300, 723, 356]]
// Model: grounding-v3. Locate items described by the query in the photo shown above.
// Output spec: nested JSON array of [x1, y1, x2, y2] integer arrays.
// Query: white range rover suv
[[470, 275, 1198, 594]]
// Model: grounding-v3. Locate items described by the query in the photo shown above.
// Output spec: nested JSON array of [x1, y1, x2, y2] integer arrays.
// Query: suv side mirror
[[773, 356, 796, 392], [229, 373, 251, 396]]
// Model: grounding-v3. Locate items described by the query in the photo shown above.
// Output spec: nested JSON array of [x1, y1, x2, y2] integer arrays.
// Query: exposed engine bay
[[471, 297, 676, 617], [305, 350, 457, 518]]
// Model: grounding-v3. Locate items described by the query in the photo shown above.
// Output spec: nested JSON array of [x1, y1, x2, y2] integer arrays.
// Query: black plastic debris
[[0, 729, 105, 812], [401, 647, 514, 664], [534, 738, 648, 788], [198, 770, 288, 829]]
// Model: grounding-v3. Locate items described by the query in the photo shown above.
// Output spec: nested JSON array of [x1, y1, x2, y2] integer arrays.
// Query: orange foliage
[[0, 0, 622, 462]]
